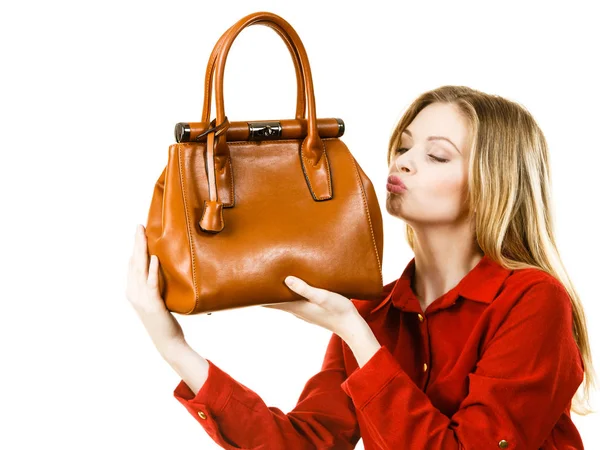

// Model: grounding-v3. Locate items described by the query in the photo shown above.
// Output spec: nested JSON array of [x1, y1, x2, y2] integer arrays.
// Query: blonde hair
[[387, 85, 596, 415]]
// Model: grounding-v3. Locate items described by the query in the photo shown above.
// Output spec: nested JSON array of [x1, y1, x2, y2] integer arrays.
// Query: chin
[[385, 197, 404, 217]]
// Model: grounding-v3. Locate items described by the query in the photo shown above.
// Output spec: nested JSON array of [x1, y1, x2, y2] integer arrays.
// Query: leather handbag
[[145, 11, 384, 315]]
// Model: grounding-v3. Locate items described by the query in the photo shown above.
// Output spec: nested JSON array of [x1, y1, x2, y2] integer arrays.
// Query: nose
[[395, 157, 409, 173]]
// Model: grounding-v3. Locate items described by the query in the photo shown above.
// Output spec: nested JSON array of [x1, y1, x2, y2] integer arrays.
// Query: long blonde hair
[[387, 85, 596, 415]]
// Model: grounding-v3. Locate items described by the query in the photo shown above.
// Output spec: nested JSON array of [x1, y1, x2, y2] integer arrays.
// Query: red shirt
[[173, 254, 585, 449]]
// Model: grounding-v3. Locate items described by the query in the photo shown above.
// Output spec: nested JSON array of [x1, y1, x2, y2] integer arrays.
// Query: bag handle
[[212, 12, 325, 164], [201, 23, 306, 122], [199, 12, 333, 234]]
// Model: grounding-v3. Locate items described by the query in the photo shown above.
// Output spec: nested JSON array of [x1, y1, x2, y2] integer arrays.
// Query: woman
[[126, 85, 596, 449]]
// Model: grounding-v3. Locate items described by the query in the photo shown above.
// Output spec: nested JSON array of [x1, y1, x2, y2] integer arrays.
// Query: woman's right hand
[[126, 224, 186, 357]]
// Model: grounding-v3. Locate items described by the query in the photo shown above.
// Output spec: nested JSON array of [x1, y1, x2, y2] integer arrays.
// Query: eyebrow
[[402, 129, 462, 155]]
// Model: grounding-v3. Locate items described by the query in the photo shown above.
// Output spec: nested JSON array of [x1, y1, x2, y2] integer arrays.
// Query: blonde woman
[[127, 85, 596, 449]]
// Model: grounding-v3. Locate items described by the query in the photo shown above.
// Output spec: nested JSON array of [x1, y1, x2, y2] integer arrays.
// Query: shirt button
[[417, 314, 424, 322], [423, 363, 428, 372], [498, 440, 509, 448], [197, 411, 207, 420]]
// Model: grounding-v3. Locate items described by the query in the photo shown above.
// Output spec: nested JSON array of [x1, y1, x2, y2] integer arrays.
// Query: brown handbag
[[145, 11, 384, 315]]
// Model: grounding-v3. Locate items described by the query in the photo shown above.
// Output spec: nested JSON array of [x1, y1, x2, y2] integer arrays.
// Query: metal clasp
[[248, 121, 282, 140]]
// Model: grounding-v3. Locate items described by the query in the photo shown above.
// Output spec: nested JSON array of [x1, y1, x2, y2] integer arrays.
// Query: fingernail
[[285, 276, 295, 286]]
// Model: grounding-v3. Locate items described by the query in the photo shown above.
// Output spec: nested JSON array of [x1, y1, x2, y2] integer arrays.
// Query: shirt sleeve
[[173, 332, 360, 449], [340, 280, 585, 449]]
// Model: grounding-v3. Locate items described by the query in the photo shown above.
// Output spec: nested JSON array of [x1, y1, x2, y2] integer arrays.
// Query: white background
[[1, 0, 598, 448]]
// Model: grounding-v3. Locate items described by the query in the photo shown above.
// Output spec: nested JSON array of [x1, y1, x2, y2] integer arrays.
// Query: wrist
[[158, 338, 189, 362], [162, 341, 210, 395], [341, 315, 382, 368], [338, 310, 368, 344]]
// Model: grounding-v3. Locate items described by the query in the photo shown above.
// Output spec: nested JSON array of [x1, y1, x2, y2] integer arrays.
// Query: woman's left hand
[[262, 276, 361, 339]]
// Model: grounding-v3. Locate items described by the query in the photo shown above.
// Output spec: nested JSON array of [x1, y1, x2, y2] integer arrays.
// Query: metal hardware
[[174, 117, 229, 143], [335, 118, 345, 137], [174, 123, 191, 143], [248, 121, 282, 140]]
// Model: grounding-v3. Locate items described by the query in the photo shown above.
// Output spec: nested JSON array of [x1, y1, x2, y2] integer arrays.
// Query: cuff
[[173, 358, 234, 418], [340, 344, 403, 409]]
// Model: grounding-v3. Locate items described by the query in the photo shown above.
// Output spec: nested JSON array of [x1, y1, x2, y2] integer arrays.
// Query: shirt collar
[[370, 254, 513, 316]]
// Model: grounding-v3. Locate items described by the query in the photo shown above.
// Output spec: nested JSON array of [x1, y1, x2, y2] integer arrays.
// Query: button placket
[[417, 312, 432, 387]]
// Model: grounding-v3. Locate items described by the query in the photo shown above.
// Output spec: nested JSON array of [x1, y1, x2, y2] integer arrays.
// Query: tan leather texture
[[145, 11, 384, 315]]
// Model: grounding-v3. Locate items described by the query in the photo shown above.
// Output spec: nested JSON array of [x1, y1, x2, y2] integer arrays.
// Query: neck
[[409, 222, 483, 311]]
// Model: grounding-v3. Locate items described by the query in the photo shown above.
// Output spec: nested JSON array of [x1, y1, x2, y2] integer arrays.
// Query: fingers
[[126, 225, 167, 317], [128, 224, 149, 281], [136, 225, 149, 279], [308, 288, 328, 307], [279, 299, 315, 317], [285, 276, 328, 306], [147, 255, 159, 290]]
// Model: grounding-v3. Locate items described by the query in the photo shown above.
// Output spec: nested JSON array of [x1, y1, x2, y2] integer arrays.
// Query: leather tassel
[[199, 199, 224, 233]]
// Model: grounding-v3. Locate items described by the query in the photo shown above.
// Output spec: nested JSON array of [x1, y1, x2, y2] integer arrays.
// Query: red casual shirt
[[173, 254, 585, 449]]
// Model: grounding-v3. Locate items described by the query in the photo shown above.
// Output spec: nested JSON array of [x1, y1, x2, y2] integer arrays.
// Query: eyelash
[[394, 147, 449, 163]]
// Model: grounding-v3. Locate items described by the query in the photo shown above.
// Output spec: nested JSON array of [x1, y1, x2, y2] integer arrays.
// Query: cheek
[[423, 172, 464, 197], [415, 172, 468, 216]]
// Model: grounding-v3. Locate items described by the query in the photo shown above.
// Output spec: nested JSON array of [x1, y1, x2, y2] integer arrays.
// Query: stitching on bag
[[300, 138, 331, 200], [228, 154, 234, 205], [322, 144, 332, 198], [177, 144, 199, 313], [213, 149, 234, 207], [347, 148, 383, 287], [300, 154, 317, 199], [315, 139, 332, 199], [226, 138, 302, 145], [199, 199, 207, 223], [209, 138, 337, 146], [314, 144, 330, 200]]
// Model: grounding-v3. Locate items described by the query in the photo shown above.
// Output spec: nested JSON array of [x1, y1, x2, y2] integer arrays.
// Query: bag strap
[[201, 23, 306, 123]]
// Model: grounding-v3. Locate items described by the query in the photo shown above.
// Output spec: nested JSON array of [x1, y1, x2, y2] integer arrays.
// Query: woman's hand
[[126, 224, 185, 357], [262, 276, 362, 339]]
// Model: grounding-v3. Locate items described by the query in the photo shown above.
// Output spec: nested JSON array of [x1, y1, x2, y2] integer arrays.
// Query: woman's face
[[386, 102, 472, 227]]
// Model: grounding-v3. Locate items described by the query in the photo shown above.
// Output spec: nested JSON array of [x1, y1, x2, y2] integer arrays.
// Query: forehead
[[402, 103, 470, 153]]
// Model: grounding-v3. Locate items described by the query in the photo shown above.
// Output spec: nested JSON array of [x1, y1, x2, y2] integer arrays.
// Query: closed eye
[[394, 147, 449, 163]]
